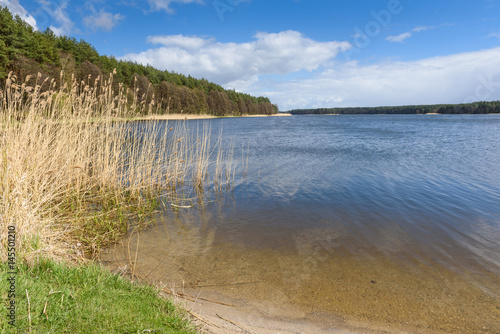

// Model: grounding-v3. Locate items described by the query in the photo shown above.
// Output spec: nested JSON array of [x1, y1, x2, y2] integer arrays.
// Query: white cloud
[[386, 32, 411, 43], [147, 0, 204, 13], [387, 23, 453, 43], [413, 24, 453, 32], [83, 9, 124, 31], [0, 0, 38, 29], [122, 30, 351, 85], [251, 47, 500, 110], [147, 35, 214, 49], [412, 25, 433, 32], [34, 0, 76, 36], [487, 31, 500, 39]]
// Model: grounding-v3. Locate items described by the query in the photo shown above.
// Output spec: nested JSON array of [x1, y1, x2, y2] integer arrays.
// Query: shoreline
[[170, 290, 396, 334], [123, 113, 292, 121], [166, 285, 432, 334]]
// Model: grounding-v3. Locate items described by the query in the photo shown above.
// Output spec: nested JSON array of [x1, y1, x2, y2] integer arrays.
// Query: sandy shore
[[168, 289, 425, 334], [126, 113, 292, 121]]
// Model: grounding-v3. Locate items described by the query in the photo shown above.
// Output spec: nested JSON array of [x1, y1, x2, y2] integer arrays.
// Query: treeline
[[0, 6, 277, 116], [290, 101, 500, 115]]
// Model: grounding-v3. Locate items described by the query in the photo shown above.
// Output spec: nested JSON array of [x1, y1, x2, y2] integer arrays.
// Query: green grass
[[1, 259, 196, 334]]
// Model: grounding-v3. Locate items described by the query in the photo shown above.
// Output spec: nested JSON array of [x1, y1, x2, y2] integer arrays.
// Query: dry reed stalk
[[161, 288, 235, 307], [187, 310, 219, 328], [216, 314, 257, 334], [185, 281, 262, 288], [26, 289, 32, 333]]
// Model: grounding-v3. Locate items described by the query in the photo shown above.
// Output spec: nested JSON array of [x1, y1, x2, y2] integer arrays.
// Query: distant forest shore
[[289, 101, 500, 115], [0, 6, 277, 117], [122, 112, 292, 121]]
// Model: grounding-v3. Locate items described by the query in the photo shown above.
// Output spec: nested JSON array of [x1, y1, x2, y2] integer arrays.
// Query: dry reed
[[0, 71, 231, 262]]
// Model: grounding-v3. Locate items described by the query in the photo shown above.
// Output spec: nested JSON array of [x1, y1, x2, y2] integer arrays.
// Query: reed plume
[[0, 71, 231, 262]]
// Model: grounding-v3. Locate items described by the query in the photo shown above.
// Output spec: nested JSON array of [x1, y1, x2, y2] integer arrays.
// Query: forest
[[289, 101, 500, 115], [0, 6, 278, 116]]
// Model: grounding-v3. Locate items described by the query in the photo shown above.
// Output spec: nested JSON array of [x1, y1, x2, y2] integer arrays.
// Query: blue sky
[[2, 0, 500, 110]]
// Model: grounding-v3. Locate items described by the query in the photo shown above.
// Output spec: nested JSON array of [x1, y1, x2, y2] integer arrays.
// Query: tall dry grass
[[0, 71, 231, 262]]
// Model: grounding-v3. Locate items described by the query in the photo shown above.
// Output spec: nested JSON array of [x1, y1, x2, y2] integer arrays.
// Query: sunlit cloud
[[122, 30, 351, 85]]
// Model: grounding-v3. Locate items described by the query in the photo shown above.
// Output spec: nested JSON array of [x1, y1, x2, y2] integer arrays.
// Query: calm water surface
[[103, 114, 500, 332], [190, 114, 500, 273]]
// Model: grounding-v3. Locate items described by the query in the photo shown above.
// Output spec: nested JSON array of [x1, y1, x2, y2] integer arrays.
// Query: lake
[[102, 114, 500, 333]]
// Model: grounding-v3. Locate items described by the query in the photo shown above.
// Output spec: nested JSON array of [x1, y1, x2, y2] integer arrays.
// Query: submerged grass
[[0, 258, 195, 333]]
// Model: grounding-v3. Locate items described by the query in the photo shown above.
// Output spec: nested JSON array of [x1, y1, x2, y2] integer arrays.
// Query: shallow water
[[102, 115, 500, 333]]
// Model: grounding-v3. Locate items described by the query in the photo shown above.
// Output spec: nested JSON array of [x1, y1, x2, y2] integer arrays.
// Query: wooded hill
[[289, 101, 500, 115], [0, 6, 277, 116]]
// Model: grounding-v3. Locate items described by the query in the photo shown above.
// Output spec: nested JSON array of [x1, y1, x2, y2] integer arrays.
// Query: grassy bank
[[0, 258, 195, 333]]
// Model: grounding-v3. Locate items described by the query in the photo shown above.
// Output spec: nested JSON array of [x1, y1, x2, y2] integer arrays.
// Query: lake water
[[102, 115, 500, 333]]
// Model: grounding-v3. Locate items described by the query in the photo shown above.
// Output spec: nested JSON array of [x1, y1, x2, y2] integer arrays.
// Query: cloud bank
[[122, 30, 351, 87], [264, 47, 500, 110]]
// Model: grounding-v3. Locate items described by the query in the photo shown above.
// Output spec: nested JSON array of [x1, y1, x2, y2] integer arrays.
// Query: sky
[[2, 0, 500, 110]]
